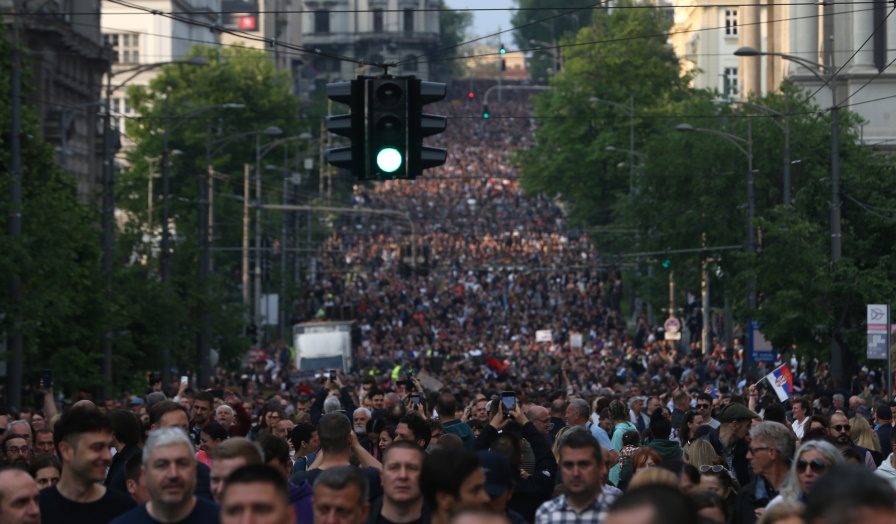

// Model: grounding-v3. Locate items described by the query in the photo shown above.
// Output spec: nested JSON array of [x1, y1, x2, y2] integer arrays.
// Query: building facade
[[3, 0, 110, 203], [671, 0, 896, 146], [298, 0, 441, 86]]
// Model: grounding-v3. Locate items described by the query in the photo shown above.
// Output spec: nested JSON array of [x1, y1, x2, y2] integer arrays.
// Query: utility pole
[[242, 164, 251, 313], [7, 36, 24, 410], [254, 137, 264, 347]]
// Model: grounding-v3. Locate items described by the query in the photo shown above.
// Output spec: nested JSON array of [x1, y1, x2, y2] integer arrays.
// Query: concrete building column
[[850, 0, 876, 72], [887, 6, 896, 64], [789, 0, 818, 74], [739, 4, 761, 96]]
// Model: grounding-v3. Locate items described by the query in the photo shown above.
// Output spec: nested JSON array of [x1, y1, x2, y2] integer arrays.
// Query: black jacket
[[362, 495, 430, 524], [473, 422, 557, 523]]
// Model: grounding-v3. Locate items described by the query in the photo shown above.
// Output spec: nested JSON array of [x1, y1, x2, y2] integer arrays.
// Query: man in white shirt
[[791, 397, 810, 440]]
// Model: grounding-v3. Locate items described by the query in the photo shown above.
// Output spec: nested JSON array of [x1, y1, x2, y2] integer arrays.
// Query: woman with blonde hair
[[850, 415, 881, 452], [683, 438, 720, 468]]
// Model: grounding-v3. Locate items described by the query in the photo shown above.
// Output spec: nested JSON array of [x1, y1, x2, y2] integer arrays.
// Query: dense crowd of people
[[0, 80, 894, 524]]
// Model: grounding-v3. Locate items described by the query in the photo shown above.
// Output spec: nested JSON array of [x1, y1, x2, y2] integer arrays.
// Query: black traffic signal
[[483, 104, 490, 119], [408, 79, 447, 178], [366, 77, 410, 179], [324, 79, 364, 175]]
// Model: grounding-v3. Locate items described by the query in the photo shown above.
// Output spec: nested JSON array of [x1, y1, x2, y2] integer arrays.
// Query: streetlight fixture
[[677, 122, 755, 372], [100, 56, 208, 392], [712, 96, 792, 205], [734, 45, 845, 379]]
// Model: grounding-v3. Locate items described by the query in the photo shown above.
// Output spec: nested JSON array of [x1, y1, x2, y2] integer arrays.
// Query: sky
[[445, 0, 515, 44]]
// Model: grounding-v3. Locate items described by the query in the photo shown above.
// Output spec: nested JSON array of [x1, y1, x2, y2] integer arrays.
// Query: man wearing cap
[[875, 406, 892, 453], [700, 402, 760, 486], [478, 451, 527, 524]]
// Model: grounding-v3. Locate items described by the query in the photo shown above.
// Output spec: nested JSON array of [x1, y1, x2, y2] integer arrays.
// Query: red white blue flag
[[766, 364, 794, 401]]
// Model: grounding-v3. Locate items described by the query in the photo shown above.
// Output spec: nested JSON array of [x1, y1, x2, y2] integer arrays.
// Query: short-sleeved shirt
[[109, 497, 221, 524], [534, 486, 620, 524], [39, 485, 136, 524]]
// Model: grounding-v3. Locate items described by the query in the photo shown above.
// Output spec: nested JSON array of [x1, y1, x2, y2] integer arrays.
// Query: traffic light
[[499, 43, 506, 54], [408, 79, 447, 178], [324, 79, 364, 175], [661, 259, 671, 268], [468, 92, 475, 99], [366, 77, 410, 179], [483, 104, 490, 119]]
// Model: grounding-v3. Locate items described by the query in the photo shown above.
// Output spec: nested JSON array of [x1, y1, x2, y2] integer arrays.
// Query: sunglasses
[[700, 465, 728, 473], [696, 404, 711, 409], [832, 424, 852, 432], [797, 457, 828, 474]]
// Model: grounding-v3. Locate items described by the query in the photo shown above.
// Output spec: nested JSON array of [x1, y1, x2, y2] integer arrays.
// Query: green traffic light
[[662, 259, 671, 268], [483, 112, 489, 119], [376, 148, 403, 173]]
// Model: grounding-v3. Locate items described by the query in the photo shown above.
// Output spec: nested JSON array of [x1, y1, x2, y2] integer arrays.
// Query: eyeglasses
[[696, 404, 711, 409], [6, 446, 30, 455], [797, 457, 828, 474], [832, 424, 852, 432], [700, 465, 728, 473], [748, 446, 771, 454]]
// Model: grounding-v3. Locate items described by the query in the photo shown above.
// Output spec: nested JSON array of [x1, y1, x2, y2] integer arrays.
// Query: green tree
[[434, 1, 473, 80], [516, 0, 693, 227], [510, 0, 588, 81], [114, 44, 303, 381], [0, 28, 108, 396]]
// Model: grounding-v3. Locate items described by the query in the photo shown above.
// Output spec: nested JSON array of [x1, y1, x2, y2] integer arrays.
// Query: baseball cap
[[876, 406, 893, 421], [477, 450, 513, 497], [129, 396, 145, 406], [719, 403, 760, 423]]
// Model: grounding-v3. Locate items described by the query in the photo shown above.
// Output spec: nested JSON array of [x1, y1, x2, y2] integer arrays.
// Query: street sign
[[664, 331, 682, 341], [249, 349, 267, 361], [867, 304, 889, 360], [749, 321, 775, 363], [664, 317, 681, 334]]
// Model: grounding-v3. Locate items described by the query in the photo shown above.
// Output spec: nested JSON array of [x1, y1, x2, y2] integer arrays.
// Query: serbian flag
[[765, 364, 794, 401]]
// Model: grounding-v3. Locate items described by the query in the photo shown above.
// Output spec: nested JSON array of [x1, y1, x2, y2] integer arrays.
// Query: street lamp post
[[712, 92, 793, 205], [735, 46, 846, 379], [590, 96, 636, 195], [198, 124, 278, 387], [677, 122, 755, 373], [101, 56, 207, 392]]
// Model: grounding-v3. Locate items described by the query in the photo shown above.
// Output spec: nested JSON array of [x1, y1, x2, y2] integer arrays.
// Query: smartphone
[[501, 390, 516, 418], [180, 376, 189, 386], [41, 369, 52, 389], [410, 393, 420, 405]]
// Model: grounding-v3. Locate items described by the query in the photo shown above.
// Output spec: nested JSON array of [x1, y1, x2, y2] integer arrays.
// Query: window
[[725, 10, 738, 36], [403, 9, 413, 33], [314, 10, 330, 33], [373, 9, 383, 32], [723, 68, 738, 95], [104, 33, 140, 63]]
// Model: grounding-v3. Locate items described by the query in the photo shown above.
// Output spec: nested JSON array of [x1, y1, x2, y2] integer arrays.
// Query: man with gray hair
[[731, 421, 795, 524], [628, 396, 649, 432], [110, 428, 220, 524], [564, 399, 617, 465], [312, 466, 370, 524]]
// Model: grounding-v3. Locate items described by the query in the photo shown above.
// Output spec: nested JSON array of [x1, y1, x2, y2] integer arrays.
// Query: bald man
[[0, 468, 41, 524]]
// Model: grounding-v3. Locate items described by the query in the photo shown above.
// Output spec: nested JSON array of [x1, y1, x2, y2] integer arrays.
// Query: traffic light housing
[[408, 79, 447, 177], [483, 104, 490, 119], [366, 77, 410, 179], [324, 75, 447, 180], [324, 79, 364, 175]]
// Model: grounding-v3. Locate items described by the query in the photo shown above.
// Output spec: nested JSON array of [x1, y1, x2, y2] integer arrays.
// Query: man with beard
[[110, 428, 220, 524], [2, 435, 31, 469], [830, 412, 878, 470], [364, 441, 429, 524], [39, 406, 135, 523]]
